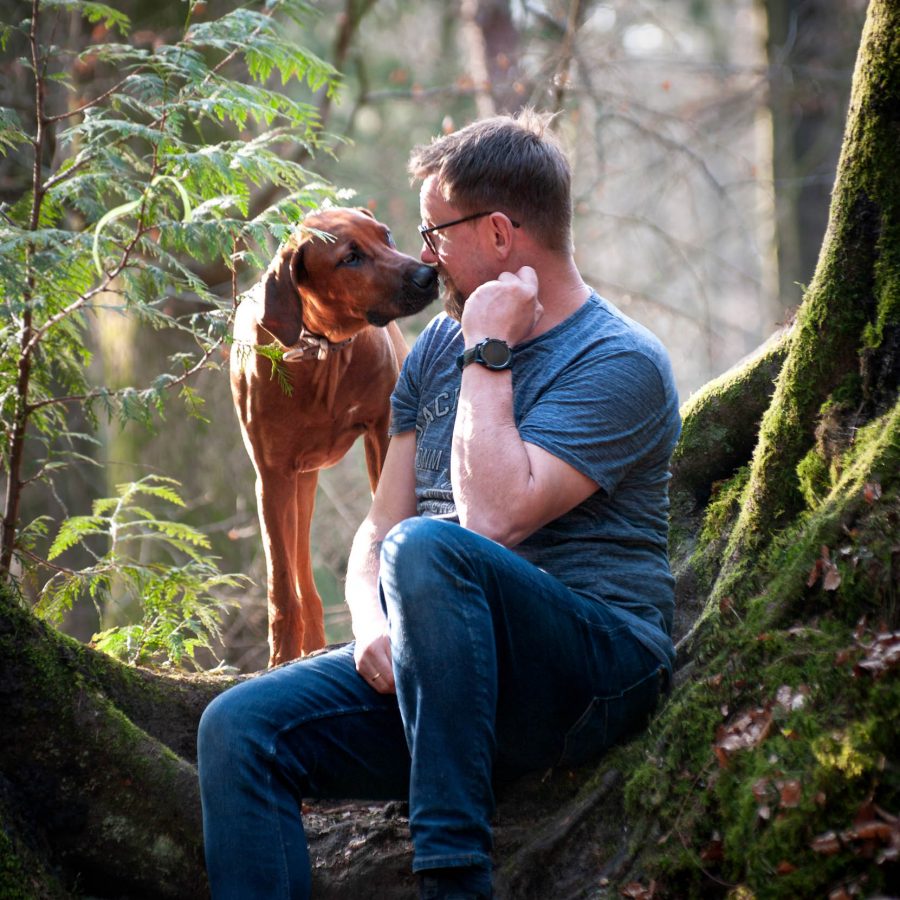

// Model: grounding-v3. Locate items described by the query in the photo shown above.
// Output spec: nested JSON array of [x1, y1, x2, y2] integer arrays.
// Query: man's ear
[[259, 240, 305, 347], [488, 212, 516, 261]]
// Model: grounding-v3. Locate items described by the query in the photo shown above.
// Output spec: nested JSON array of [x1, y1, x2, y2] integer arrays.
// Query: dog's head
[[259, 207, 438, 349]]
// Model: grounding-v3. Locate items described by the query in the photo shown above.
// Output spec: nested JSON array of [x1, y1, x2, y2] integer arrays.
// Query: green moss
[[796, 448, 830, 509], [0, 805, 68, 900], [699, 466, 750, 547], [624, 393, 899, 897]]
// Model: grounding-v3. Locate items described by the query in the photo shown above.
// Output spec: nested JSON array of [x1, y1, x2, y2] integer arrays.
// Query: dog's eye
[[385, 231, 396, 248], [340, 249, 362, 266]]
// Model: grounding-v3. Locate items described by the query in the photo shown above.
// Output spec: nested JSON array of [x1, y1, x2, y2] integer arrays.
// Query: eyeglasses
[[418, 211, 521, 255]]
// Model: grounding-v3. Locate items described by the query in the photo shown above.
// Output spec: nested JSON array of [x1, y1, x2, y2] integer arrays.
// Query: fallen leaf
[[713, 707, 773, 767], [699, 837, 724, 863], [835, 647, 854, 666], [811, 831, 841, 855], [778, 779, 802, 808], [823, 564, 842, 591], [773, 684, 809, 711], [808, 545, 841, 590], [863, 481, 882, 503], [854, 631, 900, 679]]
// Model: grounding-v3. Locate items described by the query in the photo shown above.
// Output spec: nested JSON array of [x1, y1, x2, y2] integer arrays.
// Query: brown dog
[[231, 208, 438, 666]]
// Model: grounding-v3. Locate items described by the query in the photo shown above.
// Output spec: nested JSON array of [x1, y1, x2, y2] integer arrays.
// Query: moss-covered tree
[[1, 0, 897, 897]]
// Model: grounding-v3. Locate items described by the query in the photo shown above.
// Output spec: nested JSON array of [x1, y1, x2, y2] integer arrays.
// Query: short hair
[[408, 109, 573, 254]]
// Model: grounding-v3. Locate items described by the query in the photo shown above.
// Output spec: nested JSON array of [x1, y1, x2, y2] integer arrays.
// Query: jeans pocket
[[557, 665, 664, 768]]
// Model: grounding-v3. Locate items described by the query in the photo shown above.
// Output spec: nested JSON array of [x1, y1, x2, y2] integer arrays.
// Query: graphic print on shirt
[[415, 386, 459, 518]]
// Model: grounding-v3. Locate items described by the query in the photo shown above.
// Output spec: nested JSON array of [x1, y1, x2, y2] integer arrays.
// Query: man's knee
[[198, 689, 239, 763], [382, 516, 463, 586]]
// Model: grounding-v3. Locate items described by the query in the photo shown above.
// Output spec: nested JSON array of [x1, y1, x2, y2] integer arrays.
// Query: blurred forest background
[[1, 0, 867, 672]]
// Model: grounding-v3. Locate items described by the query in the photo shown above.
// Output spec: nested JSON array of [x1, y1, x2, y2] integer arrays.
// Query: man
[[199, 109, 681, 900]]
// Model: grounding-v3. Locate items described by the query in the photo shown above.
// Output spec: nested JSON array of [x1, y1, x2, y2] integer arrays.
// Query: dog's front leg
[[292, 470, 326, 655], [254, 466, 315, 666]]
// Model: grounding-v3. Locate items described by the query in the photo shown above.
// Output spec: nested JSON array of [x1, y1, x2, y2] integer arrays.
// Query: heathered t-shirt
[[389, 292, 682, 670]]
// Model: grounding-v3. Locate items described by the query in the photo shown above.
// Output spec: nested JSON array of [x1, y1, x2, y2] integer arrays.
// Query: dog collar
[[281, 327, 355, 362]]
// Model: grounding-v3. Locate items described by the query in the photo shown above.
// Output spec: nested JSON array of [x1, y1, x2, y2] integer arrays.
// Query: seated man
[[198, 109, 681, 900]]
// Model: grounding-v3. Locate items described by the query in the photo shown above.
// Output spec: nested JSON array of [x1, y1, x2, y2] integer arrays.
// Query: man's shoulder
[[410, 311, 460, 352], [401, 312, 461, 385]]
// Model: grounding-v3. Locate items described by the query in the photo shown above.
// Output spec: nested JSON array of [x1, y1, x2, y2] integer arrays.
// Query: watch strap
[[456, 338, 513, 371]]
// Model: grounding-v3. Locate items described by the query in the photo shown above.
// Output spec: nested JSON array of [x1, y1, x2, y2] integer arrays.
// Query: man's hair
[[408, 109, 573, 254]]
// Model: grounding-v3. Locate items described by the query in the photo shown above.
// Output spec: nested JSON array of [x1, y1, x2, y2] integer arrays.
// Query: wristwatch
[[456, 338, 513, 372]]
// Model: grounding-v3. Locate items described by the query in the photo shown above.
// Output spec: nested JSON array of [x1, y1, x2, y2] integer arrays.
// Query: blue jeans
[[198, 517, 668, 898]]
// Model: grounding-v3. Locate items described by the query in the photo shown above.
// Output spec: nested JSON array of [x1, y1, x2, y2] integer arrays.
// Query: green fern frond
[[48, 516, 107, 560], [40, 0, 131, 34]]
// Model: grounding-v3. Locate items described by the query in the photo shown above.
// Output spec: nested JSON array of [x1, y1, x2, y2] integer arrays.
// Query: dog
[[231, 207, 438, 666]]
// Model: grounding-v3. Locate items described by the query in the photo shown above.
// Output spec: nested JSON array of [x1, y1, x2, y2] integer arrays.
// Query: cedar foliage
[[1, 0, 340, 665]]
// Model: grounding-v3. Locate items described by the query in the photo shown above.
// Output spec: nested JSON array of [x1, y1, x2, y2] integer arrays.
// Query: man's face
[[418, 176, 492, 321]]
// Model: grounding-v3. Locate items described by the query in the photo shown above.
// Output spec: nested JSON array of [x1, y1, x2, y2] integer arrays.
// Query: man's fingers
[[515, 265, 538, 289], [355, 636, 396, 694], [369, 669, 395, 694]]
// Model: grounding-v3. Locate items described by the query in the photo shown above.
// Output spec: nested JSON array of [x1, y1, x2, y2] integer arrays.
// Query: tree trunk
[[764, 0, 864, 310], [2, 1, 898, 897]]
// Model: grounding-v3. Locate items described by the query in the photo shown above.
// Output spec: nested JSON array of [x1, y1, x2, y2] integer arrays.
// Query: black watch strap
[[456, 338, 513, 372]]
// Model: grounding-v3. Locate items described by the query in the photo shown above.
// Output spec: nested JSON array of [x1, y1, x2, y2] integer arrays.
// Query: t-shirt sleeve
[[517, 349, 669, 496], [390, 343, 421, 436]]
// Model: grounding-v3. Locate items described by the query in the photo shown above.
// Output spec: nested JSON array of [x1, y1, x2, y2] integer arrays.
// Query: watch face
[[480, 339, 512, 368]]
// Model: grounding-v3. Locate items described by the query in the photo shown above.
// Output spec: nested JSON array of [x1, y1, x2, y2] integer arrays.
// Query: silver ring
[[371, 672, 382, 681]]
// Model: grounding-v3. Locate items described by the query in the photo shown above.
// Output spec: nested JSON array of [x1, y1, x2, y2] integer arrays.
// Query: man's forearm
[[452, 367, 535, 545], [345, 520, 387, 640]]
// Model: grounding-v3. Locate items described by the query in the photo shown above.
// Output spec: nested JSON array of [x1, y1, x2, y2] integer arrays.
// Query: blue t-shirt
[[389, 293, 681, 669]]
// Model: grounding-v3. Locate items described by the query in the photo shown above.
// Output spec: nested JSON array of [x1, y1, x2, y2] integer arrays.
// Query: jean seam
[[461, 575, 494, 811], [413, 852, 493, 872], [264, 702, 392, 758], [591, 662, 662, 702], [265, 759, 293, 897]]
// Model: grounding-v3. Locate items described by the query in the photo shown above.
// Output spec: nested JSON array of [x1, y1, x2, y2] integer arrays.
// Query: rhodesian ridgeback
[[231, 208, 438, 666]]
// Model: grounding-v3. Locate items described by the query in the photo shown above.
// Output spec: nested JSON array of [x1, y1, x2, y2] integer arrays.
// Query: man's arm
[[345, 430, 417, 693], [453, 374, 597, 547], [452, 268, 598, 547]]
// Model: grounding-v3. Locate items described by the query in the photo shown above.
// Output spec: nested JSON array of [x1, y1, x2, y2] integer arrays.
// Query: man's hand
[[460, 266, 542, 347], [353, 629, 395, 694]]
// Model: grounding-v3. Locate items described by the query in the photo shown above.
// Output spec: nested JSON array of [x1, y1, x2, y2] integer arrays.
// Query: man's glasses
[[418, 211, 521, 255]]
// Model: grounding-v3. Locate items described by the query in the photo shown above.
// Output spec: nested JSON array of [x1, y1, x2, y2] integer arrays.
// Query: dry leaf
[[752, 778, 770, 802], [808, 545, 841, 590], [811, 831, 841, 855], [699, 836, 724, 863], [713, 707, 773, 767], [778, 779, 802, 808], [854, 631, 900, 679], [863, 481, 882, 503]]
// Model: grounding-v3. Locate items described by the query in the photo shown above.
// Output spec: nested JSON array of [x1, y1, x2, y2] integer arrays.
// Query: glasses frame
[[418, 211, 521, 255]]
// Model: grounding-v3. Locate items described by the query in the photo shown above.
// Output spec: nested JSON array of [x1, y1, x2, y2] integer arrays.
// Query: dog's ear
[[259, 241, 305, 347]]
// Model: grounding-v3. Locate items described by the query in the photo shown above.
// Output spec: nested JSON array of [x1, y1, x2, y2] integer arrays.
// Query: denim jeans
[[198, 517, 668, 899]]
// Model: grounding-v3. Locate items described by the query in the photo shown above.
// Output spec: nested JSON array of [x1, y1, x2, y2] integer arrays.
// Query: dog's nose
[[412, 265, 438, 290]]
